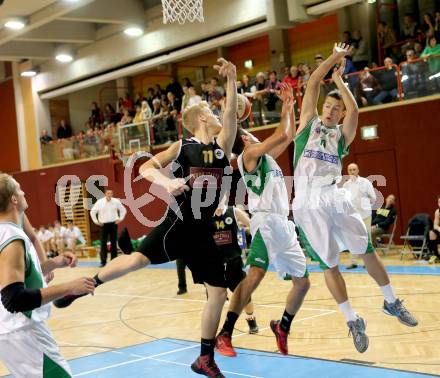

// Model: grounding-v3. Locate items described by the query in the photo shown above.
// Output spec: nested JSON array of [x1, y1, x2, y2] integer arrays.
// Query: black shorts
[[224, 256, 246, 292], [137, 216, 227, 288]]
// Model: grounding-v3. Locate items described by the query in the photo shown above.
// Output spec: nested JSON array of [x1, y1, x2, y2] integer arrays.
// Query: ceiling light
[[21, 69, 38, 77], [5, 20, 26, 30], [56, 53, 74, 63], [124, 27, 143, 37]]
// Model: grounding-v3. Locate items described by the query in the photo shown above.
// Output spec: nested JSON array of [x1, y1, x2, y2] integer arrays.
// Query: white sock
[[380, 284, 397, 304], [338, 300, 357, 322]]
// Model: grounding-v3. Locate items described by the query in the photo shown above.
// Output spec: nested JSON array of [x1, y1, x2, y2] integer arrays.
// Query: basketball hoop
[[161, 0, 204, 24]]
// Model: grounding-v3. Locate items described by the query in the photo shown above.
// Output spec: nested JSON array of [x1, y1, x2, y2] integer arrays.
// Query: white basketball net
[[162, 0, 204, 24]]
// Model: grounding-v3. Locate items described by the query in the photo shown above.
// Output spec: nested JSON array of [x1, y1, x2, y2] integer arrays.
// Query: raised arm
[[331, 58, 359, 146], [214, 58, 237, 157], [299, 43, 352, 132], [242, 84, 295, 172], [139, 141, 189, 196], [23, 214, 46, 263]]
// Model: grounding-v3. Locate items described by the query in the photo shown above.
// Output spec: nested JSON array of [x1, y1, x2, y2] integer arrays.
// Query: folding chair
[[400, 214, 430, 260], [376, 216, 397, 255]]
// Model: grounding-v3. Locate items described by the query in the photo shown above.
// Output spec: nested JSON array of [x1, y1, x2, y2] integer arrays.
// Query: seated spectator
[[37, 225, 54, 256], [64, 220, 86, 255], [283, 65, 301, 91], [207, 84, 223, 115], [83, 129, 99, 157], [378, 21, 397, 56], [187, 86, 202, 107], [352, 30, 369, 71], [371, 194, 397, 246], [389, 45, 404, 64], [357, 69, 381, 105], [428, 195, 440, 263], [40, 129, 53, 144], [401, 48, 427, 99], [53, 220, 67, 254], [122, 94, 134, 110], [56, 119, 72, 139], [373, 57, 398, 104]]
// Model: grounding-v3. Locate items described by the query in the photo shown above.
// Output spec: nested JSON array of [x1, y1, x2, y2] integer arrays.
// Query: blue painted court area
[[4, 338, 437, 378], [78, 261, 440, 276]]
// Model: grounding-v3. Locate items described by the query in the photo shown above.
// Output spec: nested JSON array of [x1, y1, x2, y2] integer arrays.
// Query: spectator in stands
[[352, 30, 369, 71], [265, 70, 280, 111], [83, 129, 99, 157], [389, 45, 404, 64], [151, 98, 165, 144], [103, 103, 117, 126], [40, 129, 53, 144], [165, 92, 181, 142], [122, 94, 134, 110], [239, 74, 256, 99], [119, 108, 133, 125], [133, 104, 143, 123], [301, 63, 311, 85], [182, 77, 192, 88], [200, 82, 209, 102], [435, 11, 440, 39], [181, 85, 190, 111], [207, 83, 223, 115], [378, 21, 397, 56], [38, 225, 54, 256], [357, 68, 381, 105], [135, 91, 146, 107], [90, 102, 102, 126], [210, 77, 224, 96], [154, 84, 164, 100], [400, 13, 421, 40], [422, 13, 436, 44], [53, 220, 66, 255], [187, 86, 202, 107], [401, 48, 426, 98], [64, 220, 85, 256], [56, 119, 73, 139], [428, 195, 440, 263], [371, 194, 397, 246], [373, 57, 398, 104], [141, 100, 152, 120], [414, 41, 424, 58], [342, 30, 353, 46], [313, 54, 324, 70], [116, 97, 124, 113], [283, 65, 301, 90], [166, 77, 184, 100], [253, 72, 267, 126], [146, 87, 156, 109], [421, 36, 440, 90]]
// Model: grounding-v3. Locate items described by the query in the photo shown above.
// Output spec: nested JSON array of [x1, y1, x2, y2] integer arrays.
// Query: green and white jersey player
[[293, 42, 418, 354], [0, 173, 95, 377], [215, 83, 310, 358]]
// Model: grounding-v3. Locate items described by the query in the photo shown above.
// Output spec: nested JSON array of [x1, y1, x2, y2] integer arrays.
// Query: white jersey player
[[293, 42, 417, 353], [0, 173, 95, 377], [216, 84, 310, 357]]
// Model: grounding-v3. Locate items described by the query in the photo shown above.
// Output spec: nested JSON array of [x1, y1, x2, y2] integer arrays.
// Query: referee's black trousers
[[100, 222, 118, 264]]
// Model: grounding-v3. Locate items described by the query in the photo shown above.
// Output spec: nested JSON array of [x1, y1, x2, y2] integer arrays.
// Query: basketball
[[236, 93, 252, 122]]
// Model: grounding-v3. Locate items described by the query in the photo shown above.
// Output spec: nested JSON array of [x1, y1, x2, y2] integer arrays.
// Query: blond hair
[[182, 101, 210, 134], [0, 173, 19, 212]]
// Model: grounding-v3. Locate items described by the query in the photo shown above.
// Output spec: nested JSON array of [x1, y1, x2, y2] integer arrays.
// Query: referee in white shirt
[[343, 163, 376, 269], [90, 189, 127, 266]]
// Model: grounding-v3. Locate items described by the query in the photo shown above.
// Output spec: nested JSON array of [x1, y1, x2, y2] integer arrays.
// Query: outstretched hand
[[332, 42, 352, 60], [277, 83, 295, 112], [213, 58, 236, 80]]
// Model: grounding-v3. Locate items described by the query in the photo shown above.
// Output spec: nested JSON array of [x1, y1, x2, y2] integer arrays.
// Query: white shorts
[[293, 185, 374, 269], [0, 321, 71, 378], [247, 212, 307, 279]]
